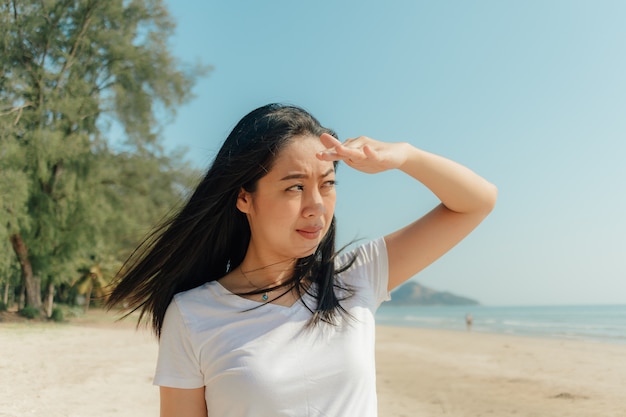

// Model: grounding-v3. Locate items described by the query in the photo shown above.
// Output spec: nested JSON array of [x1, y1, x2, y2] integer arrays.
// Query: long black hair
[[106, 103, 355, 337]]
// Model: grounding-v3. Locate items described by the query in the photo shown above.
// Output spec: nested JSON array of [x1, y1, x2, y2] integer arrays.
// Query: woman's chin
[[294, 244, 319, 259]]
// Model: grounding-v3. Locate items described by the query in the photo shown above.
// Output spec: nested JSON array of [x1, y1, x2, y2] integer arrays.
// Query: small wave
[[376, 304, 626, 344]]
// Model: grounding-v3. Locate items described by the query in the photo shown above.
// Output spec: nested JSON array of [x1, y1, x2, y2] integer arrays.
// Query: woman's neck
[[238, 256, 296, 288]]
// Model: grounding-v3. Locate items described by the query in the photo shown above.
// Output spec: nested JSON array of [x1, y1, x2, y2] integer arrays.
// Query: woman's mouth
[[296, 226, 323, 240]]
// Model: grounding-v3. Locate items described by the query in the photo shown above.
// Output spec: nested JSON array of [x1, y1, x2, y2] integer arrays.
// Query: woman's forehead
[[270, 136, 333, 176]]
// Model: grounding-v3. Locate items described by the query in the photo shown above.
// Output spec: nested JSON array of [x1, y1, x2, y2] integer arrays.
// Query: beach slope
[[1, 312, 625, 416]]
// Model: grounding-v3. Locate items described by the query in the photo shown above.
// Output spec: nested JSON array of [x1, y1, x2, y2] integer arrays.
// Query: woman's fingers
[[319, 132, 342, 149], [362, 144, 376, 159], [317, 134, 351, 161], [317, 133, 342, 161], [319, 134, 409, 173], [317, 134, 370, 163], [317, 134, 401, 174]]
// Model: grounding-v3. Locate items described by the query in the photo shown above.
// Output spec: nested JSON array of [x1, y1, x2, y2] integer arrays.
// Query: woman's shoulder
[[173, 282, 212, 303], [334, 237, 390, 306], [166, 281, 232, 331], [169, 282, 217, 318], [335, 236, 387, 269]]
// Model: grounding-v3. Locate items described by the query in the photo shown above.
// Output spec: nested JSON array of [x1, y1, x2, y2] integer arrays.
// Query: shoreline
[[380, 322, 626, 347], [1, 311, 625, 416], [376, 303, 626, 346]]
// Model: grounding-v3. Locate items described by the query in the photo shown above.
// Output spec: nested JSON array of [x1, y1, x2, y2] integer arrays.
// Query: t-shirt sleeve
[[153, 299, 204, 388], [338, 237, 391, 309]]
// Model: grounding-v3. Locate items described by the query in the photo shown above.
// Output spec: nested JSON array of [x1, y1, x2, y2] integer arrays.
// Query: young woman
[[107, 103, 497, 417]]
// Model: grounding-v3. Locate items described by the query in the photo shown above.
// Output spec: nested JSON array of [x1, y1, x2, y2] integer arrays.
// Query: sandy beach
[[1, 310, 625, 417]]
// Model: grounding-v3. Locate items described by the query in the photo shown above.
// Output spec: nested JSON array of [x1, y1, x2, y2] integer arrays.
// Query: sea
[[375, 304, 626, 345]]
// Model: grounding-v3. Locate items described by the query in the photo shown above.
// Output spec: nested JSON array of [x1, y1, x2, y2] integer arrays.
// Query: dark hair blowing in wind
[[106, 103, 355, 337]]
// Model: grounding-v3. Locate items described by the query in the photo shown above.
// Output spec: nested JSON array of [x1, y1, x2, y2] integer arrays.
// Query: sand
[[1, 310, 625, 417], [375, 326, 626, 417]]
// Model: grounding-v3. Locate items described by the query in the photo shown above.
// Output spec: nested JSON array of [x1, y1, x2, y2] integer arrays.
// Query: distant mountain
[[388, 281, 480, 306]]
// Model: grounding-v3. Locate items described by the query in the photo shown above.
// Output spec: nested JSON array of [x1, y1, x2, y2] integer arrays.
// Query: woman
[[107, 103, 497, 417]]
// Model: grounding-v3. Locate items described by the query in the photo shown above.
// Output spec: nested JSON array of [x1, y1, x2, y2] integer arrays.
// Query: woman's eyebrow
[[280, 168, 335, 181]]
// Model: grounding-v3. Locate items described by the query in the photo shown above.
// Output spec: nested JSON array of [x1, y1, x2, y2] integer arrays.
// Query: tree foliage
[[0, 0, 208, 311]]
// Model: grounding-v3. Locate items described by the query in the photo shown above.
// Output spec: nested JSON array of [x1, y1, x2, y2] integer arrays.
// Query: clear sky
[[157, 0, 626, 306]]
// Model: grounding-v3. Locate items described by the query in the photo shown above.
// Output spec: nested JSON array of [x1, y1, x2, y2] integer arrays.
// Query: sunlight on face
[[237, 135, 336, 262]]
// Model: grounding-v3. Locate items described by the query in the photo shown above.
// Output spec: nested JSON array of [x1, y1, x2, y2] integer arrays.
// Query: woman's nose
[[302, 190, 325, 217]]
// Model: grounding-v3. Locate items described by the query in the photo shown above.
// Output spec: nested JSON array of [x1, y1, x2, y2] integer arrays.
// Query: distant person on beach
[[466, 313, 474, 331], [107, 103, 497, 417]]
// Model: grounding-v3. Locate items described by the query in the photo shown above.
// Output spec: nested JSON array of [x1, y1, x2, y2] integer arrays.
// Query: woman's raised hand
[[316, 133, 409, 174]]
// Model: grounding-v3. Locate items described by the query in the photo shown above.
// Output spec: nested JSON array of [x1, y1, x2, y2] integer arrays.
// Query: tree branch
[[0, 102, 33, 125], [55, 1, 97, 93], [0, 103, 32, 116]]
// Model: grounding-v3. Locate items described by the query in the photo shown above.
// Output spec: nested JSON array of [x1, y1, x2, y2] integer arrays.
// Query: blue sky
[[158, 0, 626, 306]]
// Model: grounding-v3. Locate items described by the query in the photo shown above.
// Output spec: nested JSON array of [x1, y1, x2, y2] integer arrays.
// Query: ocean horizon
[[375, 303, 626, 345]]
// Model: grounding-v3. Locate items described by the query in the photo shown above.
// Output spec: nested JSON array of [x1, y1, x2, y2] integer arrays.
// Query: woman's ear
[[236, 188, 252, 213]]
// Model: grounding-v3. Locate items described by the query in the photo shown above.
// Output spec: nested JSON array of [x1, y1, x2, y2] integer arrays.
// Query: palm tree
[[73, 261, 115, 312]]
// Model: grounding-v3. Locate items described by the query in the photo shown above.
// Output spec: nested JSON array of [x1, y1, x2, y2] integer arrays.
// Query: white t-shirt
[[154, 237, 390, 417]]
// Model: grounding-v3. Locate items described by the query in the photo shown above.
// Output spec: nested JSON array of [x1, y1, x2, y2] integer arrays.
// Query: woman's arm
[[160, 387, 207, 417], [317, 134, 497, 291], [381, 143, 497, 290]]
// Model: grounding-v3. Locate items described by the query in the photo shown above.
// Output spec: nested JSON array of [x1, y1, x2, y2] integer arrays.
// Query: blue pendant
[[262, 293, 269, 301]]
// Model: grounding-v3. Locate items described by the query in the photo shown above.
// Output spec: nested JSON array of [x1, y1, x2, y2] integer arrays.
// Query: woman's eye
[[286, 181, 335, 192]]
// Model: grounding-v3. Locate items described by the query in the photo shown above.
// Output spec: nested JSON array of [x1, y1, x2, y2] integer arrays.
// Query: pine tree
[[0, 0, 207, 311]]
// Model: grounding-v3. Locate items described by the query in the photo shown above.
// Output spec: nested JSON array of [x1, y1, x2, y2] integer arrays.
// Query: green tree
[[0, 0, 207, 311], [0, 127, 30, 309]]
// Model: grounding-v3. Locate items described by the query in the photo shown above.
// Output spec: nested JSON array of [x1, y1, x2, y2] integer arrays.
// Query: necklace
[[238, 258, 295, 301], [239, 267, 271, 301]]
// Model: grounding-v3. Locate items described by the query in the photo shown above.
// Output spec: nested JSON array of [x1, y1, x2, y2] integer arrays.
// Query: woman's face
[[237, 134, 336, 263]]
